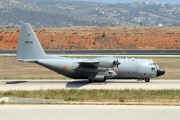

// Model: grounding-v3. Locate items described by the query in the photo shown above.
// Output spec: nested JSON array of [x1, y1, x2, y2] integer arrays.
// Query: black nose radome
[[157, 68, 165, 76]]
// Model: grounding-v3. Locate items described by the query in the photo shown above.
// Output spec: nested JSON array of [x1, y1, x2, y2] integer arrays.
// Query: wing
[[78, 56, 119, 68], [78, 60, 99, 67]]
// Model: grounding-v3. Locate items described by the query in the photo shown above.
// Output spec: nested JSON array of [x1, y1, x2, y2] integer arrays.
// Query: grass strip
[[0, 89, 180, 103]]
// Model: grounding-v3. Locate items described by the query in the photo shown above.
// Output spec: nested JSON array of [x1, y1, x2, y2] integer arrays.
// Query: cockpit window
[[149, 62, 159, 68], [149, 63, 154, 66], [154, 63, 159, 68], [151, 67, 155, 70]]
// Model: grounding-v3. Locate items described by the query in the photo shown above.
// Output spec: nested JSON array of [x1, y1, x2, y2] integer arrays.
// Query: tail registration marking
[[25, 41, 33, 44]]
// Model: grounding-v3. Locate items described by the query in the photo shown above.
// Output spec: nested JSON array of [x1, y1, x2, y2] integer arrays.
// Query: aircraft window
[[151, 67, 155, 71], [149, 63, 156, 66], [154, 63, 158, 68]]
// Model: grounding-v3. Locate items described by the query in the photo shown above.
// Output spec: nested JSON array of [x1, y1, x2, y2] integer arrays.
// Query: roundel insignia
[[63, 66, 68, 70]]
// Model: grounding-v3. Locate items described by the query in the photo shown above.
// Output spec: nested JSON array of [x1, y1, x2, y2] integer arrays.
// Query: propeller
[[112, 53, 120, 66], [112, 58, 120, 77], [113, 59, 120, 67]]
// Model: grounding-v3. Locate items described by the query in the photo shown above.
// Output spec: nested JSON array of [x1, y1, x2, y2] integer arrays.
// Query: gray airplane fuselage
[[37, 56, 161, 82]]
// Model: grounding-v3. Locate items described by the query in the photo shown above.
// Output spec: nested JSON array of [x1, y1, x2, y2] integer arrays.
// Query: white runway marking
[[0, 80, 180, 91]]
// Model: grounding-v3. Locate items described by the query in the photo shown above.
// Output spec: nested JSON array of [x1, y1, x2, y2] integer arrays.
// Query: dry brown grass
[[1, 89, 180, 105], [152, 57, 180, 79], [0, 56, 68, 79], [0, 56, 179, 79]]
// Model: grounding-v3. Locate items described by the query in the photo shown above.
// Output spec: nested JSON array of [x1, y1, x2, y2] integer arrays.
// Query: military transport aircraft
[[16, 23, 165, 82]]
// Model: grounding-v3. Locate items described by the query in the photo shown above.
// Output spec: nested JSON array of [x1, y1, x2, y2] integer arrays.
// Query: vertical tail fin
[[16, 23, 46, 61]]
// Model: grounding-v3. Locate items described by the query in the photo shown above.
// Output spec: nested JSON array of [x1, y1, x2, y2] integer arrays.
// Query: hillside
[[0, 26, 179, 50], [0, 0, 180, 28]]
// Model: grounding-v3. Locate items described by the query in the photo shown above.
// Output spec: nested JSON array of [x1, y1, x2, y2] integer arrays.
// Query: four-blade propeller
[[113, 59, 120, 67]]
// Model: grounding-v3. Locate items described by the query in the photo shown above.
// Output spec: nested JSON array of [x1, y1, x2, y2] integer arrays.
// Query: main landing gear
[[145, 78, 150, 82]]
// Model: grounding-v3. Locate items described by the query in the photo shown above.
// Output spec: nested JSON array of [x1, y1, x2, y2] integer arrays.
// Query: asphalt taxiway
[[0, 105, 180, 120], [1, 50, 180, 55], [0, 80, 180, 91]]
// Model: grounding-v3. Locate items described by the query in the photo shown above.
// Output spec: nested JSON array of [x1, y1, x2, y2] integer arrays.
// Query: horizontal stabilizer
[[17, 59, 38, 63]]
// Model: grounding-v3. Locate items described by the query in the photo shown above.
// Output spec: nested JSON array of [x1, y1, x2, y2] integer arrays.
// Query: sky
[[79, 0, 180, 5]]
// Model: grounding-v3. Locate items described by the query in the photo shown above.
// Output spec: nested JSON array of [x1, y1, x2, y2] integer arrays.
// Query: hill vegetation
[[0, 0, 180, 28]]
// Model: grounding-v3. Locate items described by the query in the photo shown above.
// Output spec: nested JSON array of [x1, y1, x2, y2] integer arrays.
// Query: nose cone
[[157, 68, 165, 77]]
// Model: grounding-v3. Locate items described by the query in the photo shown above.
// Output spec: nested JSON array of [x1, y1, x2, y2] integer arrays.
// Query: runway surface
[[0, 80, 180, 91], [1, 50, 180, 55], [1, 105, 180, 120]]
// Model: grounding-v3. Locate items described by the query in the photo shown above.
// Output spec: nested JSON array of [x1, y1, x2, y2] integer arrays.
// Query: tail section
[[16, 23, 46, 61]]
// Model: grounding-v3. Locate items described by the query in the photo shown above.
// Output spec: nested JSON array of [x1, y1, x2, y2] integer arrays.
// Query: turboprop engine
[[95, 59, 120, 68]]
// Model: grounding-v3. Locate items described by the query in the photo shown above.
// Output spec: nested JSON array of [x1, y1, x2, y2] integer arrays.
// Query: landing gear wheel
[[102, 79, 106, 82], [89, 80, 92, 83], [98, 79, 106, 83], [103, 77, 106, 82], [145, 78, 150, 82]]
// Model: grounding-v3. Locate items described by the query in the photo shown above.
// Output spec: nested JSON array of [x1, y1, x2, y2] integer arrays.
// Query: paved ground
[[0, 105, 180, 120], [0, 80, 180, 91], [1, 50, 180, 55]]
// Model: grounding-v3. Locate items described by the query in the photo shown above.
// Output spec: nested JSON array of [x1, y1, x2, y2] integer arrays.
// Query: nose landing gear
[[145, 78, 150, 82]]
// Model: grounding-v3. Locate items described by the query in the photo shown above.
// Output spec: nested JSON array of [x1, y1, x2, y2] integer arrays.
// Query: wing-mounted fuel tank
[[88, 70, 117, 82]]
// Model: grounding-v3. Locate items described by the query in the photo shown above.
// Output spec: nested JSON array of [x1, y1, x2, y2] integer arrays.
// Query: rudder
[[16, 23, 46, 61]]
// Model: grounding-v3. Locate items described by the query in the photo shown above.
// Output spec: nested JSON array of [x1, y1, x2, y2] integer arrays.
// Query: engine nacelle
[[88, 75, 105, 82], [104, 70, 117, 78], [95, 59, 114, 68]]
